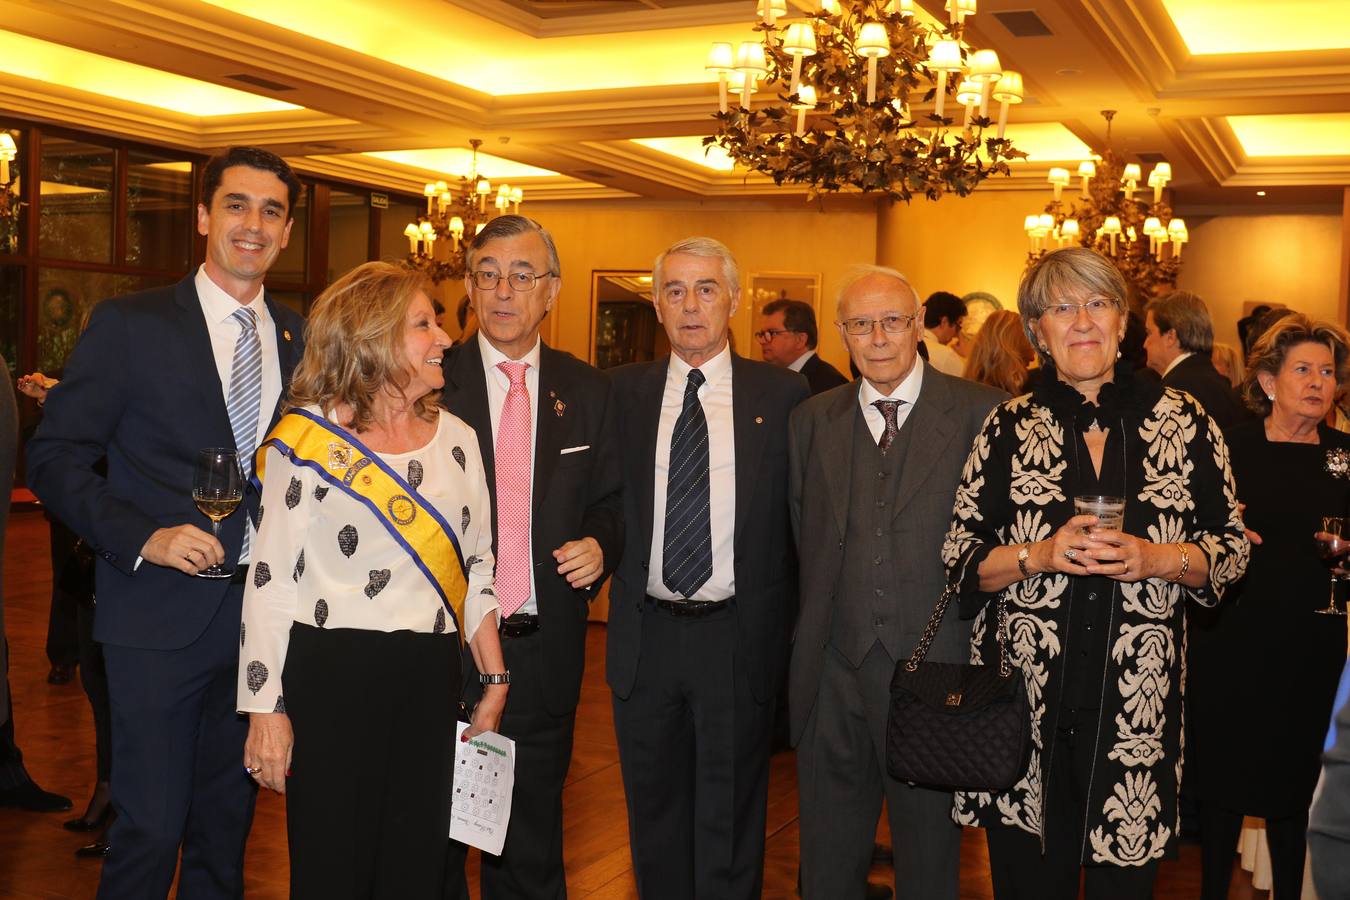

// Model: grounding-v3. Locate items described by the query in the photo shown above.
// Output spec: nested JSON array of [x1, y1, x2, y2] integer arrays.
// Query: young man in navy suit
[[27, 147, 307, 900]]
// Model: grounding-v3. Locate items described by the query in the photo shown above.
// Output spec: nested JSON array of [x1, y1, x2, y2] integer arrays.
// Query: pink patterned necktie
[[494, 361, 532, 618]]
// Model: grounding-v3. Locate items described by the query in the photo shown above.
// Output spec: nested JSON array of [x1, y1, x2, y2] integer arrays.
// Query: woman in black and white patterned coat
[[236, 262, 507, 900], [941, 248, 1249, 900]]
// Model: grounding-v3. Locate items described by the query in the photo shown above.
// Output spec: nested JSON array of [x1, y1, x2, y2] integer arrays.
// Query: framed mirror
[[590, 270, 668, 370], [747, 272, 820, 315]]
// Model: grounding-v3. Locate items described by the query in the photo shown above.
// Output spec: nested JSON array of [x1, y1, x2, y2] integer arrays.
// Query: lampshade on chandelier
[[703, 0, 1025, 202], [402, 139, 524, 285], [1023, 110, 1183, 300]]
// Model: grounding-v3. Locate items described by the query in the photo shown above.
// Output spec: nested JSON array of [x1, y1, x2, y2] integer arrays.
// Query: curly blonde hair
[[1240, 312, 1350, 417], [287, 261, 437, 431], [963, 309, 1034, 395]]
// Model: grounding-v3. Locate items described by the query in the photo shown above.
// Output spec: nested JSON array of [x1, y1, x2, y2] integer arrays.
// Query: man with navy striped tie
[[28, 147, 307, 899], [607, 237, 809, 899]]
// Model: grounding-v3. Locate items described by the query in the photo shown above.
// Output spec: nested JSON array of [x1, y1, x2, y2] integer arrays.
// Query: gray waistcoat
[[829, 405, 913, 667]]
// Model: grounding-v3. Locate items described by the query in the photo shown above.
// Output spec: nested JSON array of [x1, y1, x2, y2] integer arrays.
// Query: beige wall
[[1176, 213, 1345, 350], [522, 199, 878, 373]]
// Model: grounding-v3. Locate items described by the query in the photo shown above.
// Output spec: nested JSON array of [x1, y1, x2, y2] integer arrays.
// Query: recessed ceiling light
[[1256, 190, 1267, 196]]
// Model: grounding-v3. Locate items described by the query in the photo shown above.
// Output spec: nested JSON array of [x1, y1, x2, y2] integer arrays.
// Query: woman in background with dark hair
[[1190, 313, 1350, 900]]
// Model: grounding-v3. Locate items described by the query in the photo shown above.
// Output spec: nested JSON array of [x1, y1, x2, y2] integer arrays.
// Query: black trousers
[[444, 627, 577, 900], [98, 586, 256, 900], [985, 707, 1160, 900], [1198, 804, 1308, 900], [45, 516, 81, 668], [285, 623, 460, 900], [77, 602, 112, 783], [612, 605, 772, 900]]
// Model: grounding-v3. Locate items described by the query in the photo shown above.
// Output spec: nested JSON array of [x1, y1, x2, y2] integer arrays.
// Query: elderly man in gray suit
[[788, 265, 1006, 899]]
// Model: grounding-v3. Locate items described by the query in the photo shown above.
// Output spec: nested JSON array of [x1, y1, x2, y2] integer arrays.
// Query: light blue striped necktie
[[226, 306, 262, 560]]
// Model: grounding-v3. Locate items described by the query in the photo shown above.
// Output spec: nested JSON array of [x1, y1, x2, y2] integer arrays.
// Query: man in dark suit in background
[[608, 237, 808, 899], [441, 215, 623, 900], [789, 265, 1005, 899], [27, 147, 306, 900], [1144, 289, 1247, 435], [756, 297, 848, 395]]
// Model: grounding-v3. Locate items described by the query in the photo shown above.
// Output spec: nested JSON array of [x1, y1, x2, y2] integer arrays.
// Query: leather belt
[[230, 564, 251, 585], [646, 594, 732, 617], [500, 613, 541, 638]]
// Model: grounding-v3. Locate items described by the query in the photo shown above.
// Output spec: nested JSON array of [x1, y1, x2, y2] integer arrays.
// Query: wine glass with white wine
[[193, 448, 244, 579]]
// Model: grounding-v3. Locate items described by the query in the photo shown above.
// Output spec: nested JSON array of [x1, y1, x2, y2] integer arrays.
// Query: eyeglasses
[[1043, 298, 1119, 321], [469, 270, 556, 291], [839, 313, 918, 336], [754, 328, 799, 341]]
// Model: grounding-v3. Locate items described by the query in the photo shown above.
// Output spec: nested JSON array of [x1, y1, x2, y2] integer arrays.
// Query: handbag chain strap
[[904, 584, 1013, 679]]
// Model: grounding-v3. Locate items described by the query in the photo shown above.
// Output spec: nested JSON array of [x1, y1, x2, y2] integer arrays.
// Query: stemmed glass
[[1312, 516, 1349, 616], [192, 448, 244, 580]]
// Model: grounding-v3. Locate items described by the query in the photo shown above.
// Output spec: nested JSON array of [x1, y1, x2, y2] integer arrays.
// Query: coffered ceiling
[[1, 0, 1347, 208]]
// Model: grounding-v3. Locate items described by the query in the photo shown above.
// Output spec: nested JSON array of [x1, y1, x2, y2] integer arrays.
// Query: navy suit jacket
[[606, 353, 809, 703], [27, 274, 305, 650], [439, 338, 624, 716]]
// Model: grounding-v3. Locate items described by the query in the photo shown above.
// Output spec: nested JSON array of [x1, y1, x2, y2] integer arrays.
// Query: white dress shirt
[[194, 265, 282, 564], [858, 359, 925, 445], [646, 344, 736, 603], [237, 407, 497, 714], [478, 331, 541, 616], [788, 350, 816, 373], [921, 328, 965, 377], [1162, 351, 1193, 378]]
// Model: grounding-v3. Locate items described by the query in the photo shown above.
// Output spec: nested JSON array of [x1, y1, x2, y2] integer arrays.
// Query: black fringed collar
[[1032, 360, 1163, 430]]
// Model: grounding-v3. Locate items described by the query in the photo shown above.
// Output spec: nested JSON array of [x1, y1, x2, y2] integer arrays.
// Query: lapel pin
[[755, 416, 764, 424], [554, 399, 566, 417], [548, 390, 557, 398], [282, 329, 292, 342]]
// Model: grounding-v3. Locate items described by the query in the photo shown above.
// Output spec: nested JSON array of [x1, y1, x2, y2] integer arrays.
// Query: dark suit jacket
[[440, 338, 623, 716], [799, 353, 848, 396], [1163, 353, 1249, 436], [607, 353, 809, 703], [786, 363, 1005, 743], [26, 275, 305, 651]]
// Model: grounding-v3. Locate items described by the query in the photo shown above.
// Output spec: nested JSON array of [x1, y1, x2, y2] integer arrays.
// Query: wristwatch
[[479, 671, 511, 685], [1017, 545, 1032, 579]]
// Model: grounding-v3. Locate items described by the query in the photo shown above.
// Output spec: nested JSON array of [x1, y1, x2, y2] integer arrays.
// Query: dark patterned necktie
[[663, 368, 712, 598], [873, 398, 905, 451]]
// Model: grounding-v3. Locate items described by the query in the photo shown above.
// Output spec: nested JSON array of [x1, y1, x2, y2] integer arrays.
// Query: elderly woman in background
[[1189, 314, 1350, 900], [237, 261, 507, 899], [962, 309, 1035, 395], [942, 247, 1249, 900]]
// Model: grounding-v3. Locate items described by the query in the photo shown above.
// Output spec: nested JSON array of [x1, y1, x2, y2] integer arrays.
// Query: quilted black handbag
[[885, 582, 1031, 793]]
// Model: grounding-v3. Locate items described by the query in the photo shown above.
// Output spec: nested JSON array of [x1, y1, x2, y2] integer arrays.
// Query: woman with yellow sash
[[235, 261, 507, 898]]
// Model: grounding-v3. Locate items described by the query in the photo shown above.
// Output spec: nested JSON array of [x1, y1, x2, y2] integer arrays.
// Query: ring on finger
[[1064, 548, 1078, 561], [245, 766, 262, 775]]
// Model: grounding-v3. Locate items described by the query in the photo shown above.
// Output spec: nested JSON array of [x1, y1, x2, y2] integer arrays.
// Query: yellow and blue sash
[[254, 409, 469, 641]]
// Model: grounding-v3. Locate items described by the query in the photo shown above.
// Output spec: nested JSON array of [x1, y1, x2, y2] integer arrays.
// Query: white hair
[[653, 236, 741, 295], [834, 264, 919, 321]]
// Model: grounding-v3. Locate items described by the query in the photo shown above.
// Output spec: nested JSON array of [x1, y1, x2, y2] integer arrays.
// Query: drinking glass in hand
[[193, 448, 244, 579], [1313, 516, 1349, 616]]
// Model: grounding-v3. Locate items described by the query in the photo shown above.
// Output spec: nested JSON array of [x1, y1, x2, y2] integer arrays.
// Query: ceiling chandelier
[[1023, 110, 1184, 300], [702, 0, 1025, 202], [402, 139, 525, 284]]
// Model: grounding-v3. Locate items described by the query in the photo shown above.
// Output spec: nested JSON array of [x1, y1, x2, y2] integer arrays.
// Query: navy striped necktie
[[226, 306, 262, 559], [662, 368, 712, 598]]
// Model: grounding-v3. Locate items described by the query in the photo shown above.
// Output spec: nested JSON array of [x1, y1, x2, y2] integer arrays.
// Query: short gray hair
[[1146, 290, 1214, 355], [1017, 247, 1126, 365], [467, 214, 562, 278], [654, 237, 740, 296], [834, 264, 919, 321]]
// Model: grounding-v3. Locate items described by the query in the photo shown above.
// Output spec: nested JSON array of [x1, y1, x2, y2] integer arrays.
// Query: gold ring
[[245, 766, 262, 775]]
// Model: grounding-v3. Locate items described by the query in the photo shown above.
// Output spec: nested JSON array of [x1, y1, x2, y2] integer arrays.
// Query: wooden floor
[[0, 508, 1266, 899]]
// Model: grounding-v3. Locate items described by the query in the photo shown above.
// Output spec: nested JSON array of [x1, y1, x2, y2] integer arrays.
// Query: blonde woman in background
[[1211, 342, 1244, 389], [962, 309, 1035, 395]]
